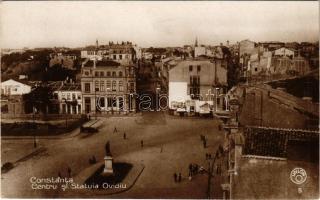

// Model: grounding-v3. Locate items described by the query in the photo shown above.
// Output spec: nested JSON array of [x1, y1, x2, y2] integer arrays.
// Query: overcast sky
[[0, 1, 318, 49]]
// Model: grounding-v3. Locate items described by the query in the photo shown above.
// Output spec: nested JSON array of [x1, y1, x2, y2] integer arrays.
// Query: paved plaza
[[1, 112, 226, 198]]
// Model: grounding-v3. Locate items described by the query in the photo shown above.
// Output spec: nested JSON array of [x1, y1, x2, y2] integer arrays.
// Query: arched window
[[112, 71, 116, 77], [107, 71, 111, 77], [119, 71, 123, 77]]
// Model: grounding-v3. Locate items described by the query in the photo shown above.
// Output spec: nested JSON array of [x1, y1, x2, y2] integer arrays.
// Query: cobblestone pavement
[[1, 112, 226, 198]]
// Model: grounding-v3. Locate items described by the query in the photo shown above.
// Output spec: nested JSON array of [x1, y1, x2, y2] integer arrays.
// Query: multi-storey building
[[52, 83, 82, 114], [81, 41, 137, 65], [80, 59, 136, 114], [168, 58, 228, 115]]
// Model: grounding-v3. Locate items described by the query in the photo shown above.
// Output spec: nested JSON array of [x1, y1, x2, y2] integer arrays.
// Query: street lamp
[[62, 98, 68, 129], [215, 88, 220, 112], [32, 106, 37, 148], [156, 87, 160, 111]]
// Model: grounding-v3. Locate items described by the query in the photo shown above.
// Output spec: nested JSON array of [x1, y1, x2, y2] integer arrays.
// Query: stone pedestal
[[103, 156, 114, 176]]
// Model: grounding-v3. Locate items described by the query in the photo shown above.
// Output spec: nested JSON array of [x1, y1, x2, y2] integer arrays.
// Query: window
[[78, 95, 81, 100], [197, 65, 201, 72], [72, 93, 76, 100], [255, 68, 258, 72], [189, 65, 193, 71], [67, 93, 71, 100], [112, 71, 116, 77], [113, 55, 116, 60], [112, 81, 117, 91], [95, 81, 99, 91], [84, 71, 89, 76], [100, 71, 104, 77], [107, 71, 111, 77], [119, 81, 124, 92], [107, 97, 112, 108], [84, 83, 90, 93], [106, 81, 111, 90], [100, 81, 105, 92], [100, 97, 105, 107], [95, 71, 99, 77], [119, 55, 122, 60], [119, 71, 123, 77], [62, 93, 66, 99]]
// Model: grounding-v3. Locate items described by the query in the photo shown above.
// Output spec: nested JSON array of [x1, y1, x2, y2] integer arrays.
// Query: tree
[[23, 85, 54, 114]]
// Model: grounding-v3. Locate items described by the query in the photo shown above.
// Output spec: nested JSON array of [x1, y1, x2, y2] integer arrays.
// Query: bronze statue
[[105, 141, 112, 156]]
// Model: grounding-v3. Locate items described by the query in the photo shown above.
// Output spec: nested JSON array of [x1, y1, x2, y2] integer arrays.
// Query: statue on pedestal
[[103, 141, 114, 176], [105, 141, 112, 156]]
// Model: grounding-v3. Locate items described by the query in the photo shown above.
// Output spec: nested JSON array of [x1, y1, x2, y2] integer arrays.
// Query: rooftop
[[83, 59, 120, 67]]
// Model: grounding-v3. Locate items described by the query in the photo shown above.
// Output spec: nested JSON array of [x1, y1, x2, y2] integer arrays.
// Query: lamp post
[[156, 87, 160, 111], [32, 106, 37, 148], [215, 88, 220, 112], [62, 98, 68, 129], [95, 87, 97, 120]]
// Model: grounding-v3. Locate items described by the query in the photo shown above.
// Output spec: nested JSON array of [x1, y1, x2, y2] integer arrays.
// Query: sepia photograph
[[0, 1, 319, 199]]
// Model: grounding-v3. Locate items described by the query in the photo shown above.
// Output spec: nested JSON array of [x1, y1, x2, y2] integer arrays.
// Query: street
[[1, 112, 226, 198]]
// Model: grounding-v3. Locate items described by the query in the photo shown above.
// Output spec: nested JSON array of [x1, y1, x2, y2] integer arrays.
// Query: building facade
[[1, 79, 31, 96], [80, 59, 136, 114], [53, 84, 82, 114], [168, 58, 228, 115], [274, 47, 296, 58], [81, 41, 137, 65]]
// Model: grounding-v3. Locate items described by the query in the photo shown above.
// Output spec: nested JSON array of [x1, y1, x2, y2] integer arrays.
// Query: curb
[[15, 147, 47, 163]]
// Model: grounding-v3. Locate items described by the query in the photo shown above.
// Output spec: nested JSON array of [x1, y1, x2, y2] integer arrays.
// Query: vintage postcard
[[0, 1, 319, 199]]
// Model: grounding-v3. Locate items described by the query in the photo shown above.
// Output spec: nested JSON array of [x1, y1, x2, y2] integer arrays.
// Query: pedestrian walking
[[123, 132, 126, 140], [178, 173, 182, 182], [67, 167, 72, 177], [141, 140, 144, 148], [203, 139, 207, 148], [114, 127, 118, 133], [174, 173, 177, 182]]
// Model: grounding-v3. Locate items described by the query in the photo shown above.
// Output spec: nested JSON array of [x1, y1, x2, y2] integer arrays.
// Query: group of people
[[173, 172, 182, 182], [188, 163, 200, 180]]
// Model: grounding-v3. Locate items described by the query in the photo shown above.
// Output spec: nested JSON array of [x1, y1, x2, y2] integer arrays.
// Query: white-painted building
[[53, 84, 82, 114], [194, 46, 206, 57], [168, 58, 229, 115], [274, 47, 295, 58], [1, 79, 31, 96]]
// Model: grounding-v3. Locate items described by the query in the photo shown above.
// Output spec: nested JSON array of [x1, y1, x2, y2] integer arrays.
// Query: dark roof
[[48, 82, 81, 91], [83, 59, 120, 67]]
